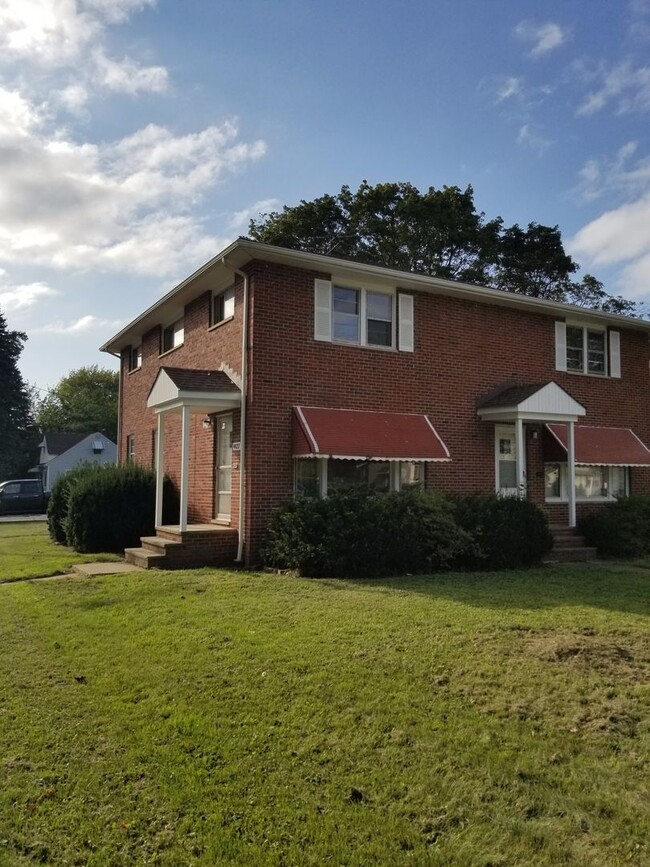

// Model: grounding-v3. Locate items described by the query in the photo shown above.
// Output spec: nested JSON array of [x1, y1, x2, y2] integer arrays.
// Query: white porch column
[[515, 417, 525, 497], [179, 405, 190, 532], [567, 420, 576, 528], [155, 411, 165, 527]]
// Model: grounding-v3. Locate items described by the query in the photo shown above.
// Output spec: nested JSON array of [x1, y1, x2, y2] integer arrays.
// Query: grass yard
[[0, 523, 120, 583], [0, 557, 648, 865]]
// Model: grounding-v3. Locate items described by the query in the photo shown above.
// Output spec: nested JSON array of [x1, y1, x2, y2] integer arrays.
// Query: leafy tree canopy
[[0, 307, 38, 479], [249, 181, 636, 315], [36, 365, 119, 442]]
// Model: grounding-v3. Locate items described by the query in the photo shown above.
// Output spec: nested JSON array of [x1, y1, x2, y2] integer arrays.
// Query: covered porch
[[147, 367, 241, 532], [477, 382, 586, 527]]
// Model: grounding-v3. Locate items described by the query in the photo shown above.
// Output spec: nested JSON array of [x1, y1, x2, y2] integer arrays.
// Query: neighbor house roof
[[42, 432, 88, 455], [99, 239, 650, 357]]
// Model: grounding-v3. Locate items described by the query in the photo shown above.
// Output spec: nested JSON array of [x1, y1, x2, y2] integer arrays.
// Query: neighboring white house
[[33, 432, 117, 491]]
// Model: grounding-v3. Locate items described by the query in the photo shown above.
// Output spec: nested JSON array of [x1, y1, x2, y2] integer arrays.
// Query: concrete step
[[552, 534, 588, 548], [140, 535, 183, 555], [124, 547, 167, 569], [544, 546, 598, 563]]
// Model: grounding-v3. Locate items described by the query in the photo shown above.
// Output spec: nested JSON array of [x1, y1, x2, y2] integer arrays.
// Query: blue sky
[[1, 0, 649, 391]]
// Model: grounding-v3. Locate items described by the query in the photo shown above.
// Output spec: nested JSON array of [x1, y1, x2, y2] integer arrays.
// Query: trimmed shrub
[[48, 463, 178, 553], [454, 493, 553, 570], [580, 495, 650, 558], [47, 464, 101, 545], [262, 487, 472, 578]]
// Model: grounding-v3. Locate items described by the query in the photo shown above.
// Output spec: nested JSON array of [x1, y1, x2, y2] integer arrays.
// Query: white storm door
[[215, 415, 233, 521], [495, 425, 520, 497]]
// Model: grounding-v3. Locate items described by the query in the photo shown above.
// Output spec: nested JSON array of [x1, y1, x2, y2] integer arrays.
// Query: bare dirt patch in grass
[[527, 631, 649, 682]]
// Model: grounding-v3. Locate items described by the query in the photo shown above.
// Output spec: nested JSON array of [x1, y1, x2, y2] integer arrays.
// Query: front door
[[215, 415, 233, 522], [495, 425, 521, 497]]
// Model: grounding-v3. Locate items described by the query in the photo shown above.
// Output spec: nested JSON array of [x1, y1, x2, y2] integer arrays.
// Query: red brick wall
[[119, 283, 244, 527], [119, 258, 650, 564], [242, 260, 650, 561]]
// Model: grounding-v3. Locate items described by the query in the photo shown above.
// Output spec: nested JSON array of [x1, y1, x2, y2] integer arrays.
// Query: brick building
[[101, 239, 650, 568]]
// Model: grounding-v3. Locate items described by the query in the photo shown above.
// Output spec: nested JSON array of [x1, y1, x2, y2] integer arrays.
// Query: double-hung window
[[556, 321, 620, 377], [211, 286, 235, 327], [129, 345, 142, 371], [316, 279, 413, 350], [331, 285, 394, 347], [161, 318, 184, 354]]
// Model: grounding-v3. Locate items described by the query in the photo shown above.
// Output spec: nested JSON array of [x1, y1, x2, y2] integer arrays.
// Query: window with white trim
[[556, 321, 620, 377], [126, 434, 135, 464], [545, 463, 628, 502], [294, 458, 424, 497], [315, 279, 415, 351], [331, 285, 394, 347], [161, 318, 184, 354], [129, 345, 142, 371], [211, 285, 235, 326]]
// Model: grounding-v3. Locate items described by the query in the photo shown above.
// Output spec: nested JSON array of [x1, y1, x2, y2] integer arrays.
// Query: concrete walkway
[[0, 513, 47, 523], [72, 562, 144, 576]]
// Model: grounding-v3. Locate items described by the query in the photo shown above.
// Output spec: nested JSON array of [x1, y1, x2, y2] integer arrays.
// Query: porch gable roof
[[148, 367, 240, 414], [477, 381, 586, 423]]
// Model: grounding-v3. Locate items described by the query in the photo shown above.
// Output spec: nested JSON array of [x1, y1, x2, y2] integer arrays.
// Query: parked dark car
[[0, 479, 50, 515]]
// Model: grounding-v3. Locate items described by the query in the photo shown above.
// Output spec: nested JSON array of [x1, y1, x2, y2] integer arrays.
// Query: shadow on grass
[[343, 563, 650, 617]]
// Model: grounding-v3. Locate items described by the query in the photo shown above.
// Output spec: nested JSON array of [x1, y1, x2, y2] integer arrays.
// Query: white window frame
[[210, 285, 235, 328], [544, 463, 629, 503], [126, 434, 135, 464], [129, 344, 142, 372], [331, 283, 396, 349], [293, 458, 424, 497], [555, 319, 621, 379], [160, 317, 184, 355]]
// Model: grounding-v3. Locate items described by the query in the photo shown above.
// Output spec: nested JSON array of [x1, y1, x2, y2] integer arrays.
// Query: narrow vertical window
[[566, 327, 584, 371], [366, 292, 393, 347], [332, 286, 360, 342]]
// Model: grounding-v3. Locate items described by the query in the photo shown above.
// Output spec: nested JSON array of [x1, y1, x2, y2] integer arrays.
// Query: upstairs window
[[566, 326, 606, 374], [129, 345, 142, 371], [161, 318, 184, 354], [316, 279, 405, 349], [211, 286, 235, 326], [555, 322, 620, 378]]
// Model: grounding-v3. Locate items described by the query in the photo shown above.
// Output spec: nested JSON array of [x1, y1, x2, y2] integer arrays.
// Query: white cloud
[[55, 83, 89, 113], [0, 92, 266, 275], [0, 280, 58, 311], [33, 314, 123, 334], [92, 48, 168, 95], [517, 123, 554, 156], [570, 192, 650, 297], [577, 140, 650, 200], [494, 76, 523, 103], [577, 61, 650, 115], [515, 21, 568, 58], [229, 198, 282, 230]]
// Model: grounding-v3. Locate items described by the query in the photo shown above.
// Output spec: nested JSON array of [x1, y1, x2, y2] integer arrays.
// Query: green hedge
[[453, 493, 553, 570], [48, 464, 178, 553], [262, 488, 551, 578], [580, 495, 650, 558]]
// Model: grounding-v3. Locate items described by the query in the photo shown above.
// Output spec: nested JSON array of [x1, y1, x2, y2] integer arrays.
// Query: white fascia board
[[153, 394, 241, 414], [478, 409, 583, 423]]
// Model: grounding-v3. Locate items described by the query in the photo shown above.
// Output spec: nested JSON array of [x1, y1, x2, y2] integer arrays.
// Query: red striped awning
[[293, 407, 451, 461], [546, 424, 650, 466]]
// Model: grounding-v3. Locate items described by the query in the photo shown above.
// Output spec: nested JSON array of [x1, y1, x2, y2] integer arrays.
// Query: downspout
[[222, 258, 249, 563]]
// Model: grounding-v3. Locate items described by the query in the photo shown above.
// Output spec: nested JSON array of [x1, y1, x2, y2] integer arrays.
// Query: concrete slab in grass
[[72, 562, 145, 576]]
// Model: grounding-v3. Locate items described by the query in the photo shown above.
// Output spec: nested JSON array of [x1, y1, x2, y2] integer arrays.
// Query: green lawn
[[0, 557, 648, 865], [0, 522, 120, 582]]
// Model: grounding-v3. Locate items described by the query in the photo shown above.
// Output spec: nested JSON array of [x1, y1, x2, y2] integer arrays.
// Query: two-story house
[[101, 239, 650, 568]]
